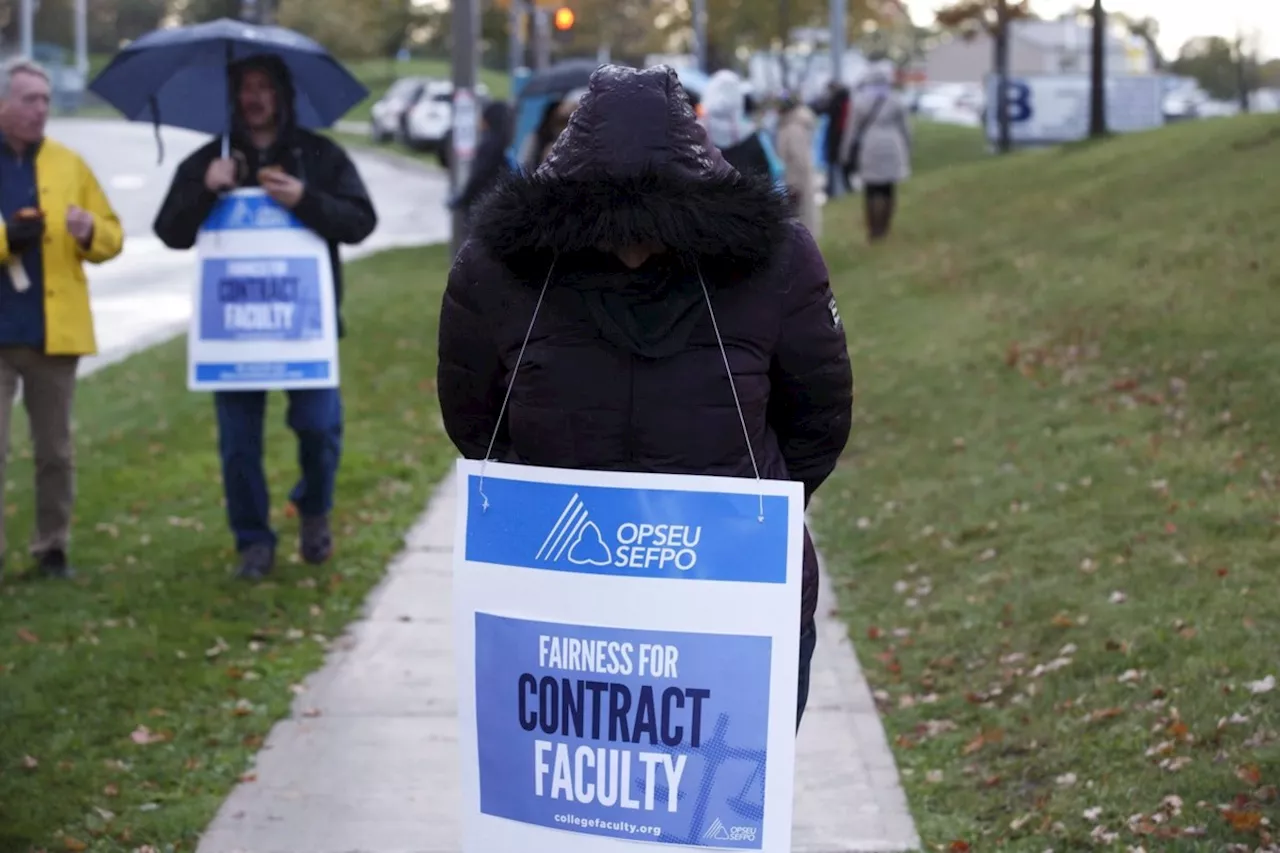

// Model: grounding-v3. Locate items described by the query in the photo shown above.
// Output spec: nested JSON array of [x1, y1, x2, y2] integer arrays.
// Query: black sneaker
[[299, 515, 333, 565], [37, 548, 75, 579], [235, 543, 275, 581]]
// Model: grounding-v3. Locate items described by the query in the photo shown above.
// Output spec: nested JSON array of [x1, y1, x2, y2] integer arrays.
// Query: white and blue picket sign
[[453, 459, 804, 852], [188, 188, 339, 391]]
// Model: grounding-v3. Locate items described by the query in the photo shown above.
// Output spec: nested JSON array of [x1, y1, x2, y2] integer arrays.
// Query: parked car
[[404, 80, 490, 167], [369, 76, 430, 144]]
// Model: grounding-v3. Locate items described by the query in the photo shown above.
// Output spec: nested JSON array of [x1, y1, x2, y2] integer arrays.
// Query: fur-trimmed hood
[[468, 64, 792, 277]]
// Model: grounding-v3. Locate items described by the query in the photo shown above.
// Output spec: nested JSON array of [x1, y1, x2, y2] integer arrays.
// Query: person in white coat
[[840, 62, 912, 242]]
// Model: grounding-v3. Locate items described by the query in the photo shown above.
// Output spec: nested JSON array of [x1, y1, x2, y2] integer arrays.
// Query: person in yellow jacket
[[0, 58, 123, 580]]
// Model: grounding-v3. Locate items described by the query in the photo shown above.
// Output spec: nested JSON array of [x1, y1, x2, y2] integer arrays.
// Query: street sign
[[453, 87, 479, 161]]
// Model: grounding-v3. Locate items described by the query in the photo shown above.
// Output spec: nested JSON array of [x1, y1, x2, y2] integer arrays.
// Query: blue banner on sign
[[201, 191, 305, 232], [199, 257, 323, 342], [464, 476, 788, 584], [475, 612, 772, 848], [193, 361, 331, 382]]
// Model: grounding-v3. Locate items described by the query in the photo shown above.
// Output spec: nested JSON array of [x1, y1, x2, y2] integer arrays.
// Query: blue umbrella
[[89, 18, 367, 158]]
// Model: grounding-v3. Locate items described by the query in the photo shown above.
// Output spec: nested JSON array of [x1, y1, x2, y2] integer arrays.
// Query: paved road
[[47, 119, 450, 374]]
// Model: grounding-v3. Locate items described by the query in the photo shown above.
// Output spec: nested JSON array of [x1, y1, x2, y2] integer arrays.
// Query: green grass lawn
[[909, 118, 988, 175], [0, 247, 457, 853], [815, 115, 1280, 851]]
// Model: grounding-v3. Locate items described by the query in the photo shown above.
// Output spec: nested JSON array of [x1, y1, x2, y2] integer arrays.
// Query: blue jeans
[[214, 388, 343, 553]]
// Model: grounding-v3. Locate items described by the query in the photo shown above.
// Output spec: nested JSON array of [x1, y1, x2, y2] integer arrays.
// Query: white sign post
[[188, 188, 339, 392], [453, 459, 804, 852], [983, 73, 1166, 147]]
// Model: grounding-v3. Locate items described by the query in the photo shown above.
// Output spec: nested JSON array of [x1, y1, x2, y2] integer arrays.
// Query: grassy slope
[[815, 115, 1280, 851], [0, 247, 456, 853]]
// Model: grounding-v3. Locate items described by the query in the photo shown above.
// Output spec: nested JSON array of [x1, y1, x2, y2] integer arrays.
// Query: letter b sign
[[1004, 80, 1032, 122]]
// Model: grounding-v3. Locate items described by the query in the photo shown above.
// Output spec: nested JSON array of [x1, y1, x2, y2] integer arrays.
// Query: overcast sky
[[904, 0, 1277, 59]]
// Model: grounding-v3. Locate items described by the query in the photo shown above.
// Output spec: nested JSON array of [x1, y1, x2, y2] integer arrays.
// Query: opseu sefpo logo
[[536, 492, 702, 572]]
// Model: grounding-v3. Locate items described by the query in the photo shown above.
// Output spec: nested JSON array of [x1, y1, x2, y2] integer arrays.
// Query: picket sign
[[188, 188, 339, 391], [453, 458, 803, 852]]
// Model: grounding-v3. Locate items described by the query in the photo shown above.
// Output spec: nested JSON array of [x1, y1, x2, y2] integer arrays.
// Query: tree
[[1170, 36, 1246, 101], [1088, 0, 1105, 137], [935, 0, 1031, 154]]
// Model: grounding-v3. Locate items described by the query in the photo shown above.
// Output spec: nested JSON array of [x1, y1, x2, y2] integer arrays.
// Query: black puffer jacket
[[438, 65, 853, 629], [153, 55, 377, 337]]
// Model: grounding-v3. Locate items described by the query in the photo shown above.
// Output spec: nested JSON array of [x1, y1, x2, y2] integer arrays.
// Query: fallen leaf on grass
[[129, 725, 168, 745], [103, 783, 119, 797], [64, 838, 88, 852], [1247, 675, 1275, 694], [20, 754, 37, 769], [948, 842, 971, 853], [1237, 765, 1263, 785], [301, 707, 322, 718], [1222, 808, 1263, 832], [16, 627, 38, 644]]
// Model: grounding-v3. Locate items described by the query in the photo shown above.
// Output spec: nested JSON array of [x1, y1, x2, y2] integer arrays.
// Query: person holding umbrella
[[151, 53, 377, 580]]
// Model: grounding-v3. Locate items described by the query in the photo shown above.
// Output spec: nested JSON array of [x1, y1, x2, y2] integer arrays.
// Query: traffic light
[[553, 6, 574, 31]]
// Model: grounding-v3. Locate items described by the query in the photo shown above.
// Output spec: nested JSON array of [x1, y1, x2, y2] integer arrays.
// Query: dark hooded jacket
[[152, 55, 377, 337], [437, 65, 853, 629]]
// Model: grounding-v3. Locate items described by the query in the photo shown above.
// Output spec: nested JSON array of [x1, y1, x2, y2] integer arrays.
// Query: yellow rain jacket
[[0, 138, 124, 356]]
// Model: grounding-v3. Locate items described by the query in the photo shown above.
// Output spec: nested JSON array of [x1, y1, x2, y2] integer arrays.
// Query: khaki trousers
[[0, 347, 80, 558]]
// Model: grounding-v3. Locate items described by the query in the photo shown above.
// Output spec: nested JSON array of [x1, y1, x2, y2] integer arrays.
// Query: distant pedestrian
[[775, 93, 821, 239], [700, 70, 783, 184], [814, 81, 851, 195], [437, 65, 853, 730], [153, 55, 377, 581], [448, 100, 514, 219], [522, 92, 580, 172], [840, 63, 912, 242], [0, 57, 124, 580]]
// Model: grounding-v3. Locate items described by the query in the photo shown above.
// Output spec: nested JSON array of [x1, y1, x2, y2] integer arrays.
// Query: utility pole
[[778, 0, 791, 89], [829, 0, 845, 87], [74, 0, 88, 75], [20, 0, 35, 58], [693, 0, 708, 73], [509, 0, 526, 78], [1088, 0, 1107, 137], [828, 0, 846, 198], [450, 0, 480, 259], [1234, 32, 1251, 114], [533, 8, 551, 71], [994, 0, 1011, 153]]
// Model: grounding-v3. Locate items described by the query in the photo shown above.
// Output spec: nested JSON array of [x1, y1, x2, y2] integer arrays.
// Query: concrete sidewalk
[[196, 472, 920, 853]]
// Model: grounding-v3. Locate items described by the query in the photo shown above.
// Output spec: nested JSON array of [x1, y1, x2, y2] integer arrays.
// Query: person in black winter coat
[[438, 65, 853, 730], [448, 100, 513, 218], [153, 55, 377, 582]]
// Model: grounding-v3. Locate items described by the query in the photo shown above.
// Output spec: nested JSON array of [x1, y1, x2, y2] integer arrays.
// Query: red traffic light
[[553, 6, 575, 30]]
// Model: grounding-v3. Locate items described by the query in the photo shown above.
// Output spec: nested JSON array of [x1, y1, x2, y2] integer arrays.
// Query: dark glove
[[6, 217, 44, 255]]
